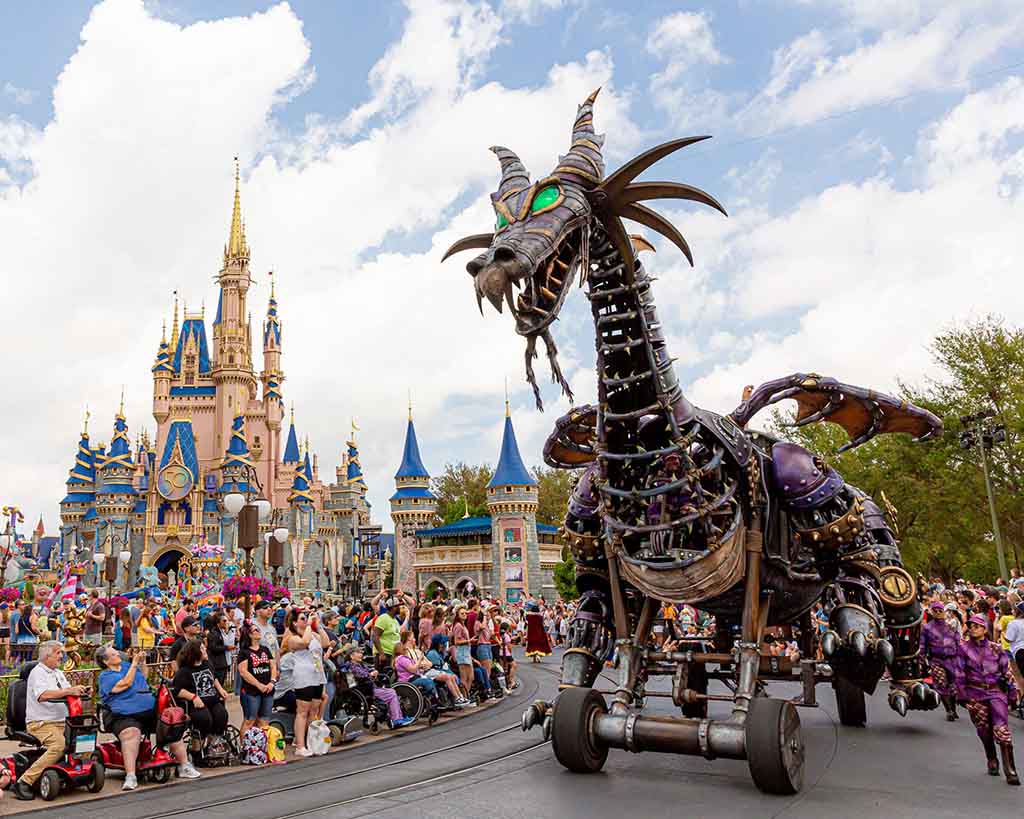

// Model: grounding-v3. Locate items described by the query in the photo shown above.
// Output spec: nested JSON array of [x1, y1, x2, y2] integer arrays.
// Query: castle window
[[505, 486, 513, 493], [254, 436, 261, 447], [184, 373, 195, 385], [186, 354, 196, 371]]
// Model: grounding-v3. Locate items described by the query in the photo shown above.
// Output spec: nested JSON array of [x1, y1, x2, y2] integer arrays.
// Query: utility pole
[[960, 409, 1010, 581]]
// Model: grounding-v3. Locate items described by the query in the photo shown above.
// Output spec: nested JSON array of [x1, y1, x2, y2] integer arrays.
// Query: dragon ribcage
[[586, 223, 742, 566]]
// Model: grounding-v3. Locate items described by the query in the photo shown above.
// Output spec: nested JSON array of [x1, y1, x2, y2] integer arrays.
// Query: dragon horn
[[554, 88, 605, 189], [490, 146, 531, 199]]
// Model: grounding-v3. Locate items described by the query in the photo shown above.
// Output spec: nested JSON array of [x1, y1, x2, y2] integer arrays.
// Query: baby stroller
[[3, 663, 105, 801]]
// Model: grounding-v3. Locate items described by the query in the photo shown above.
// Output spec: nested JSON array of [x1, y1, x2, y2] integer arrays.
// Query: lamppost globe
[[273, 527, 289, 544], [118, 549, 132, 564], [254, 498, 272, 523], [224, 492, 246, 517]]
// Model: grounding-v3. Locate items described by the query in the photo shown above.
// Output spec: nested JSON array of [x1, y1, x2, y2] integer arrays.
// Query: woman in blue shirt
[[97, 646, 197, 790]]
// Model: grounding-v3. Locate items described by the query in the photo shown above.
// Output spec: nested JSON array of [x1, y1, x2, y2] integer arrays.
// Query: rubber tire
[[834, 675, 867, 727], [39, 770, 62, 801], [87, 761, 106, 793], [551, 687, 608, 774], [150, 765, 172, 784], [746, 697, 804, 795], [393, 682, 422, 724]]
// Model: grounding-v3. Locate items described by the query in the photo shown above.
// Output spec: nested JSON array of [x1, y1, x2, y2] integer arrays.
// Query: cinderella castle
[[58, 165, 378, 592], [57, 163, 564, 600]]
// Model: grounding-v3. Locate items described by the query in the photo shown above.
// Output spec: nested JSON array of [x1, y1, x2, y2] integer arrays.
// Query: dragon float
[[443, 91, 942, 794]]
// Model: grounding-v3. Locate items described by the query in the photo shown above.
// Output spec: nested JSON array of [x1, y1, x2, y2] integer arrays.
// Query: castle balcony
[[414, 544, 493, 573]]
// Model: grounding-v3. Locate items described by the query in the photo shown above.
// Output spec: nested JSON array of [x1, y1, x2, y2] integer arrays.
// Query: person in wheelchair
[[13, 642, 88, 801], [170, 639, 230, 742], [401, 632, 469, 708], [337, 644, 413, 728], [96, 646, 197, 789]]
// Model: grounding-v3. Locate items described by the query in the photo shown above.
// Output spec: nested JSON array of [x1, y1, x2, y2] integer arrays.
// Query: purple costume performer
[[920, 601, 960, 720], [954, 614, 1020, 785]]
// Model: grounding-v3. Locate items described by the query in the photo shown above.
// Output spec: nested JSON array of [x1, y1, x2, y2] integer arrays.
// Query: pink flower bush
[[222, 576, 273, 600]]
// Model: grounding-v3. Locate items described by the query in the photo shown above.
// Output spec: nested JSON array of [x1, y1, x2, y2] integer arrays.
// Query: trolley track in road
[[119, 665, 557, 819]]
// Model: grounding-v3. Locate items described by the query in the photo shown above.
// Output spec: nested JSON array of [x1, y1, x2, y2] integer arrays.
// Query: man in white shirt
[[15, 641, 88, 800]]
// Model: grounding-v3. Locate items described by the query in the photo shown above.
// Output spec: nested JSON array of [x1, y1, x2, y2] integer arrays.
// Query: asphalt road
[[19, 651, 1023, 819]]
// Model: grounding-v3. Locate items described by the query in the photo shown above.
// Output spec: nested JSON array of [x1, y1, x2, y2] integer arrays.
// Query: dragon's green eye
[[496, 212, 509, 230], [531, 185, 560, 212]]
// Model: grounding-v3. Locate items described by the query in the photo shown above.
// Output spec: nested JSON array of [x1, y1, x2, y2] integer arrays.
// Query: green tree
[[533, 465, 578, 526], [432, 462, 493, 525], [553, 555, 579, 600], [774, 316, 1024, 583]]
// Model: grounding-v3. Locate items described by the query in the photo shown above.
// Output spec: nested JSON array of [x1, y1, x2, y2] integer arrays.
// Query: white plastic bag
[[307, 719, 331, 756]]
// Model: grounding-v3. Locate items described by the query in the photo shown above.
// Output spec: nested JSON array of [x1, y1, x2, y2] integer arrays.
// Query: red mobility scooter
[[3, 662, 105, 801], [93, 684, 186, 784]]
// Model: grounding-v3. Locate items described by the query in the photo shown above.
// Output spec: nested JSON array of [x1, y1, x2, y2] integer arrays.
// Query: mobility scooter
[[3, 663, 106, 801]]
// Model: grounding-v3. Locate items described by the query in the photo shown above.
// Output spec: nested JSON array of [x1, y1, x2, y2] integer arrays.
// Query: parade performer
[[524, 602, 551, 662], [920, 600, 960, 720], [955, 614, 1020, 785]]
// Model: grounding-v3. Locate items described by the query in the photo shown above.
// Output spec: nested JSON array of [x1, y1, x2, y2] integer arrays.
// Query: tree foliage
[[432, 462, 493, 525], [533, 465, 578, 526], [554, 555, 579, 601], [773, 316, 1024, 583]]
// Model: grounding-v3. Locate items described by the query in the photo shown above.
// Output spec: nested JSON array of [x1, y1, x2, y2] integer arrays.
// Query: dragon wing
[[730, 373, 943, 453]]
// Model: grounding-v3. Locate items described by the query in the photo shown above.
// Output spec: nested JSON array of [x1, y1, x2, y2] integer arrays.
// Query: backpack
[[307, 720, 331, 756], [240, 726, 268, 765], [265, 725, 286, 763], [203, 734, 234, 768]]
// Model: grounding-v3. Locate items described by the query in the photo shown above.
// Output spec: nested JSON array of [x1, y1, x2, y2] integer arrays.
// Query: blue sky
[[2, 0, 1023, 535]]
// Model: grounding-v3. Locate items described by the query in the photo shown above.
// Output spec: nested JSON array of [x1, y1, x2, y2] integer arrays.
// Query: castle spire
[[170, 290, 180, 350], [226, 157, 247, 260], [283, 404, 300, 464], [488, 406, 536, 489]]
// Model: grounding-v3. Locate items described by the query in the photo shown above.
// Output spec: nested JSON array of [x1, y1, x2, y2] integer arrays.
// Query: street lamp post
[[960, 409, 1012, 580]]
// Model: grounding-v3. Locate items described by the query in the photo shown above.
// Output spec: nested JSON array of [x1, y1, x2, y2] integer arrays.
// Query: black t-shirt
[[168, 636, 187, 663], [238, 645, 273, 696], [171, 661, 220, 707]]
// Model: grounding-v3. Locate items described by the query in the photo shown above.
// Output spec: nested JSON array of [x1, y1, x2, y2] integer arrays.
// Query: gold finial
[[201, 299, 205, 319], [351, 418, 359, 443], [118, 385, 125, 417], [290, 402, 295, 425], [505, 377, 510, 418], [269, 269, 275, 300], [227, 156, 245, 259], [408, 389, 413, 422], [462, 494, 470, 519], [82, 406, 91, 437], [161, 319, 167, 345]]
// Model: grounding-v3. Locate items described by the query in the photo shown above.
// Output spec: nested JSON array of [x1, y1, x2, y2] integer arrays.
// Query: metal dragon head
[[443, 89, 726, 409]]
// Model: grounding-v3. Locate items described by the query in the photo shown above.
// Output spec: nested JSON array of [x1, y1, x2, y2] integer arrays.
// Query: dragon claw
[[875, 638, 894, 666], [822, 630, 839, 658], [890, 690, 909, 717]]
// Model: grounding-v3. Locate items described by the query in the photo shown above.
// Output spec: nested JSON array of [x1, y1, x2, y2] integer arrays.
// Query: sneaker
[[178, 763, 202, 780], [461, 697, 478, 707], [453, 698, 470, 708], [122, 774, 138, 791], [391, 716, 415, 728], [294, 747, 314, 758]]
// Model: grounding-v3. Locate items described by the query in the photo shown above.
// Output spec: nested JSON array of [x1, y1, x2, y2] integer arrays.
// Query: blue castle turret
[[390, 402, 437, 592], [283, 405, 300, 465]]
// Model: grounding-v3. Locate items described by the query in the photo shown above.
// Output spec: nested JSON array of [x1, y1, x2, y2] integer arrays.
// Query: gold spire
[[408, 389, 413, 422], [118, 385, 125, 418], [82, 406, 90, 437], [504, 377, 510, 418], [226, 157, 247, 260], [161, 320, 167, 345], [351, 418, 359, 443], [290, 402, 295, 425], [171, 291, 180, 349], [269, 269, 275, 300]]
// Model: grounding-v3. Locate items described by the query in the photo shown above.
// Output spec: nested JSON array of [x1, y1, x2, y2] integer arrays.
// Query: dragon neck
[[585, 219, 694, 433]]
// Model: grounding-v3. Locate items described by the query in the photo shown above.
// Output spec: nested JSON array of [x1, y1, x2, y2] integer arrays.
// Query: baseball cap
[[968, 614, 988, 629], [928, 601, 945, 612], [255, 600, 273, 611], [181, 616, 199, 629]]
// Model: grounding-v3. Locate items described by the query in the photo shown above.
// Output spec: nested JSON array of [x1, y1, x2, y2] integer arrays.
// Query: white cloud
[[646, 11, 731, 130], [726, 149, 783, 198], [685, 77, 1024, 423], [2, 82, 35, 105], [746, 4, 1024, 129], [0, 0, 636, 533]]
